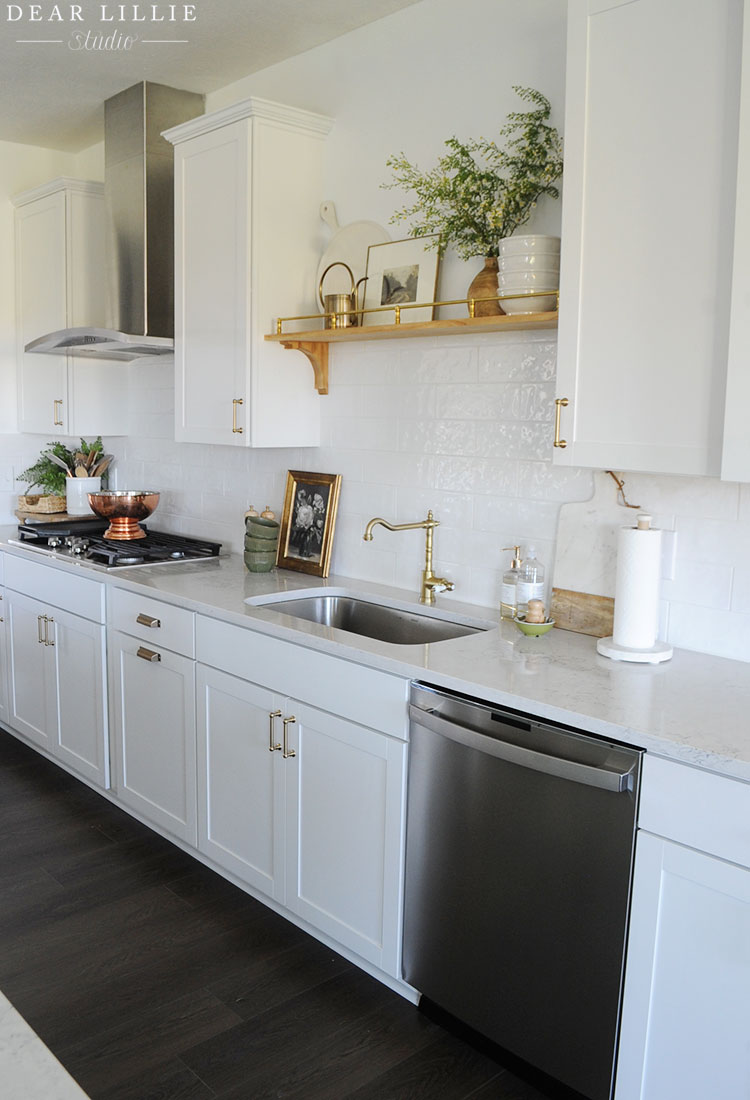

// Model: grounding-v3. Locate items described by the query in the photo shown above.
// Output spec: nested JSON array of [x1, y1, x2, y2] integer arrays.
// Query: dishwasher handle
[[410, 705, 636, 793]]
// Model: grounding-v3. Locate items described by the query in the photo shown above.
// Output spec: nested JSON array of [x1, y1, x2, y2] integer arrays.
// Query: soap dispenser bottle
[[500, 545, 523, 620], [516, 545, 545, 618]]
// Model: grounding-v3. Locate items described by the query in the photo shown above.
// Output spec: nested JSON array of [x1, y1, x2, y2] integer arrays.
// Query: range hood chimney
[[25, 81, 204, 362]]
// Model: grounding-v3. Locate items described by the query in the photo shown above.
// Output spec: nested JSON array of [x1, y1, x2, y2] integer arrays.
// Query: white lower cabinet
[[197, 665, 284, 899], [4, 558, 108, 788], [109, 629, 197, 845], [196, 618, 409, 978], [0, 559, 8, 729], [616, 757, 750, 1099], [284, 700, 407, 973]]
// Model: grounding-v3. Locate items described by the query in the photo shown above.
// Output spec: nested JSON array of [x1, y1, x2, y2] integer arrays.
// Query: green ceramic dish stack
[[244, 515, 280, 572]]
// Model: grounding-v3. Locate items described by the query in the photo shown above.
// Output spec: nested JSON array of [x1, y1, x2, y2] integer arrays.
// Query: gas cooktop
[[10, 518, 222, 570]]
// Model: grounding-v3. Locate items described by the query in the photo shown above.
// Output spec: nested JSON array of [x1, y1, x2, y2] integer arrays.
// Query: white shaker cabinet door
[[615, 832, 750, 1100], [284, 701, 407, 977], [167, 99, 331, 448], [5, 591, 55, 751], [196, 664, 285, 902], [14, 188, 69, 435], [110, 629, 197, 845], [0, 585, 8, 730], [557, 0, 743, 475], [49, 608, 109, 789]]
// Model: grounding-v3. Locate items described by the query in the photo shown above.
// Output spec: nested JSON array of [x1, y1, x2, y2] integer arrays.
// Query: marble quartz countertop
[[2, 530, 749, 784], [0, 991, 89, 1099]]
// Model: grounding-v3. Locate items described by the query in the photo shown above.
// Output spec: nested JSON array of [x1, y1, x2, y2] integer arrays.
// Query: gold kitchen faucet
[[362, 510, 454, 606]]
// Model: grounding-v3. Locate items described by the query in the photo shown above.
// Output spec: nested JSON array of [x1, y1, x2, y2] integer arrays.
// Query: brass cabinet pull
[[45, 616, 54, 646], [37, 615, 45, 644], [282, 715, 296, 759], [136, 646, 161, 663], [269, 709, 282, 752], [554, 397, 569, 449], [136, 613, 161, 628], [53, 399, 64, 426], [232, 397, 244, 434]]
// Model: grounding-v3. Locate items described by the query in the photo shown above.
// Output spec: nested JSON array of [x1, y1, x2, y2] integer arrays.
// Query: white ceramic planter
[[66, 476, 101, 516]]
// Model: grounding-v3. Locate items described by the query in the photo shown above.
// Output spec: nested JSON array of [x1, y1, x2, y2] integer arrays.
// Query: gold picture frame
[[276, 470, 342, 577], [362, 234, 441, 326]]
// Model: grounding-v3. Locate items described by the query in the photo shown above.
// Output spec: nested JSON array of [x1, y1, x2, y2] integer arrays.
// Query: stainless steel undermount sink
[[245, 590, 494, 646]]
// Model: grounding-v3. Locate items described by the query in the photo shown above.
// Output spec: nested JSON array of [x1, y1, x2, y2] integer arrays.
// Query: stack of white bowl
[[497, 235, 560, 314]]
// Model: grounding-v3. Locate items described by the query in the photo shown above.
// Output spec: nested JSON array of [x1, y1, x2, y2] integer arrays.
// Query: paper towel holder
[[596, 513, 674, 664], [596, 635, 673, 664]]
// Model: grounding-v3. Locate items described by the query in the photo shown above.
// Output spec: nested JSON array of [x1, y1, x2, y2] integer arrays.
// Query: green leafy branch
[[383, 86, 563, 261], [17, 438, 103, 495]]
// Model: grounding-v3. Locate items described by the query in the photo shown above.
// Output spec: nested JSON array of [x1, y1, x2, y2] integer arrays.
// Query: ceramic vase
[[65, 476, 102, 516], [467, 256, 504, 317]]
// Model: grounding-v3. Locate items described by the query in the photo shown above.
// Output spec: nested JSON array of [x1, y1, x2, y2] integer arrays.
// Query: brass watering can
[[318, 262, 368, 328]]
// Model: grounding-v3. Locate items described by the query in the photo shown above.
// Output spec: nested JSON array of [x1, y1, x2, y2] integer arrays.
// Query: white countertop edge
[[2, 532, 749, 785]]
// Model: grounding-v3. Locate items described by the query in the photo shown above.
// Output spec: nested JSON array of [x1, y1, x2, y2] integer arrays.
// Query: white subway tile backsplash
[[2, 331, 750, 661], [674, 516, 750, 563], [328, 417, 399, 453], [661, 560, 734, 610], [400, 343, 478, 384], [432, 455, 518, 497], [394, 487, 474, 528], [517, 462, 594, 502], [731, 566, 750, 614], [626, 473, 741, 522], [667, 603, 750, 662], [475, 422, 554, 462], [397, 419, 479, 457]]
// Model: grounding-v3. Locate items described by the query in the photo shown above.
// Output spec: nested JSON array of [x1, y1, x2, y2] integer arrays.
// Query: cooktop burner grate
[[13, 520, 222, 569]]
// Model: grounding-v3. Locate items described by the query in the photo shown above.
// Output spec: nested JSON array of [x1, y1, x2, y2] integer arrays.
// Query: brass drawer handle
[[282, 715, 296, 759], [232, 397, 244, 434], [53, 399, 63, 427], [136, 613, 161, 628], [269, 709, 282, 752], [554, 397, 569, 449], [45, 616, 54, 646], [136, 646, 161, 663]]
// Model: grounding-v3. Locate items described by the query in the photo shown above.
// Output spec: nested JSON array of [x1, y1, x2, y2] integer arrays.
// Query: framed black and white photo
[[362, 235, 440, 326], [277, 470, 342, 577]]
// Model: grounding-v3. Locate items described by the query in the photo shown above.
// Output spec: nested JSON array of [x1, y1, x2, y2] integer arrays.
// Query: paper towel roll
[[612, 524, 662, 650]]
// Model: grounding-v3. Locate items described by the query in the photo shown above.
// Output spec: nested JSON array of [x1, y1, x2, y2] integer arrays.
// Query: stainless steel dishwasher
[[403, 682, 642, 1100]]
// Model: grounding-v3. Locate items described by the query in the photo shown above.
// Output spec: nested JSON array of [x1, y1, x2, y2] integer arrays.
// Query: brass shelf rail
[[265, 291, 559, 394]]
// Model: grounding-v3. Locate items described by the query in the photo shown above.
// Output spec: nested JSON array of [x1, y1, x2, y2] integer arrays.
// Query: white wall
[[206, 0, 566, 304], [1, 0, 749, 663]]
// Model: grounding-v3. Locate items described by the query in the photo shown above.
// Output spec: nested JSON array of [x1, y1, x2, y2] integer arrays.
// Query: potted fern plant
[[383, 86, 563, 315]]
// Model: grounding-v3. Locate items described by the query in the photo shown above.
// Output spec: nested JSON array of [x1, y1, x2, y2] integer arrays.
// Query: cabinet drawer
[[5, 554, 104, 622], [108, 586, 195, 657], [196, 616, 409, 739], [640, 755, 750, 869]]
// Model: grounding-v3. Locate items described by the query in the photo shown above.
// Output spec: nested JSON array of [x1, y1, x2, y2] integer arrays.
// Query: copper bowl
[[87, 490, 160, 540]]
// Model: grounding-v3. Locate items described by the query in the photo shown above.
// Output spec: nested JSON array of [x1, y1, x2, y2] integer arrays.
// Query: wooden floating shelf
[[265, 312, 558, 394]]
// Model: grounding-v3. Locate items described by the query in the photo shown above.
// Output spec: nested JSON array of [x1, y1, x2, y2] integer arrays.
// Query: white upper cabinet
[[13, 178, 129, 438], [165, 98, 333, 448], [723, 3, 750, 480], [557, 0, 745, 477]]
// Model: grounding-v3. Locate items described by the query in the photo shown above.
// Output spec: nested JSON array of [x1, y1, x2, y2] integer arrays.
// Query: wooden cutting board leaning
[[550, 471, 643, 636]]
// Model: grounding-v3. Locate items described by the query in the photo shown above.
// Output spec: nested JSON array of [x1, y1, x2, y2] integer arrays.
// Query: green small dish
[[244, 549, 277, 573], [513, 616, 555, 637], [244, 535, 279, 552], [246, 517, 279, 540]]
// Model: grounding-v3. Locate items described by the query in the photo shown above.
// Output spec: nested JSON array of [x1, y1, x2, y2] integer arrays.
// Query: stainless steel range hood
[[25, 82, 204, 362]]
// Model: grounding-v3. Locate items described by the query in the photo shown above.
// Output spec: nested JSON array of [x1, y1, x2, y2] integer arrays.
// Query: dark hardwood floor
[[0, 729, 557, 1100]]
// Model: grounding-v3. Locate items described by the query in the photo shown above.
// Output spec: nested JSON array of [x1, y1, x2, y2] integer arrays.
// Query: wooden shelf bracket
[[280, 339, 329, 395]]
